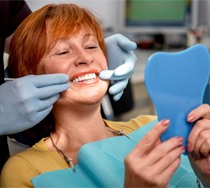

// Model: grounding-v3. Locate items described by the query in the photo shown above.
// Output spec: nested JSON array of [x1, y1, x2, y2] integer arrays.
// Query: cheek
[[37, 62, 68, 74], [45, 65, 65, 74], [99, 56, 108, 70]]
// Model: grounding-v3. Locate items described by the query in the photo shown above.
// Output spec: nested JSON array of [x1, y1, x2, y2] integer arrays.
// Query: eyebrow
[[82, 33, 96, 41]]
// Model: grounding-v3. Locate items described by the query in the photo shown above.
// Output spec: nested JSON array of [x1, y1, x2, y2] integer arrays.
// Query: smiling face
[[8, 4, 109, 106], [38, 29, 109, 105]]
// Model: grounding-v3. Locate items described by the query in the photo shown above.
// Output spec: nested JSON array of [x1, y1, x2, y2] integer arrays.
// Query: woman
[[1, 3, 210, 187]]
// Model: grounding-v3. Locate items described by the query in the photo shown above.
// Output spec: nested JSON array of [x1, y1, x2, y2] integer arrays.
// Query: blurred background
[[7, 0, 210, 122]]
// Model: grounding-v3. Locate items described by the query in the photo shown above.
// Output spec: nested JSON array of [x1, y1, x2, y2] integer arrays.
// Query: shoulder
[[1, 139, 45, 172], [1, 146, 39, 187], [4, 138, 64, 168], [1, 138, 64, 187], [105, 115, 157, 134], [2, 139, 46, 173]]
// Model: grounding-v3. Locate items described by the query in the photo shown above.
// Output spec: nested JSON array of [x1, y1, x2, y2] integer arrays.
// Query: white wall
[[25, 0, 120, 32], [26, 0, 210, 34], [197, 0, 210, 27]]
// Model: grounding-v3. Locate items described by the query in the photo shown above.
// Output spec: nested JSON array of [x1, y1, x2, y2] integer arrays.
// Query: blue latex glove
[[0, 74, 70, 135], [99, 34, 137, 101]]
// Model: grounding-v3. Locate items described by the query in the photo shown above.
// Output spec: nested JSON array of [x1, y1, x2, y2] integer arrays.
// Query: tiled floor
[[115, 82, 156, 121]]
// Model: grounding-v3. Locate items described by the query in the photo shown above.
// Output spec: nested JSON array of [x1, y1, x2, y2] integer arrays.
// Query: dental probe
[[4, 78, 71, 84]]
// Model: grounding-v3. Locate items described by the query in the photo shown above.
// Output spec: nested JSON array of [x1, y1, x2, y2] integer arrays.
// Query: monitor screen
[[119, 0, 195, 34]]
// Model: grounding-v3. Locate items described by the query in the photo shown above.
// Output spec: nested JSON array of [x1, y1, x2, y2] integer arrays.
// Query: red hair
[[8, 4, 106, 78]]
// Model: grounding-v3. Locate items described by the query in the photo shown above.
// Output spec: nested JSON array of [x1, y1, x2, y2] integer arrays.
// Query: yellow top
[[1, 115, 156, 188]]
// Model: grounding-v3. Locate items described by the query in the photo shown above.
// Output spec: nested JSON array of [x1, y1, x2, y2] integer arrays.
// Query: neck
[[45, 103, 113, 163], [53, 104, 107, 138]]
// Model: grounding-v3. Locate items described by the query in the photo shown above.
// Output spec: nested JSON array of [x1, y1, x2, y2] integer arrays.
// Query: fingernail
[[176, 136, 184, 143], [187, 114, 194, 122], [161, 119, 170, 127]]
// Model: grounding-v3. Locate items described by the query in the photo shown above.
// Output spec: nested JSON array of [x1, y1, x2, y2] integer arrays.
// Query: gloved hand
[[99, 34, 137, 101], [0, 74, 70, 135]]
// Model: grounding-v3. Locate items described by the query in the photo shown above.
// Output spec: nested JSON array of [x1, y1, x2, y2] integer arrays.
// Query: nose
[[74, 47, 93, 66]]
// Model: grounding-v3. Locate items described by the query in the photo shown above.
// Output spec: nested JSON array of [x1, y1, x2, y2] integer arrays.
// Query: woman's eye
[[86, 45, 98, 49], [56, 51, 68, 55]]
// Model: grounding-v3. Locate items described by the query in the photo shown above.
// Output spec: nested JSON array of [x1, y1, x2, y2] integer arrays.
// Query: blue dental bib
[[145, 44, 210, 154], [31, 120, 198, 187]]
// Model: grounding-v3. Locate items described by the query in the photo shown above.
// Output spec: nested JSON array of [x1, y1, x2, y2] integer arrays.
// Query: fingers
[[99, 70, 114, 80], [124, 119, 183, 187], [109, 79, 128, 95], [99, 69, 130, 102], [23, 94, 59, 115], [28, 74, 69, 87], [37, 94, 60, 111], [188, 120, 210, 156], [109, 79, 127, 101], [188, 119, 210, 146], [33, 105, 54, 125], [99, 62, 133, 80], [132, 119, 170, 157], [195, 129, 210, 157], [187, 104, 210, 122], [147, 137, 184, 166], [37, 82, 70, 99], [112, 91, 123, 101], [23, 94, 59, 127], [148, 149, 182, 186], [200, 136, 210, 157], [116, 34, 137, 51], [157, 157, 181, 185], [113, 59, 135, 77], [138, 137, 183, 181], [187, 104, 210, 156]]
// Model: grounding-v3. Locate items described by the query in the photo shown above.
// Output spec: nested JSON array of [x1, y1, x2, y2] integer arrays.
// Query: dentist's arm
[[99, 34, 137, 101], [0, 74, 70, 135]]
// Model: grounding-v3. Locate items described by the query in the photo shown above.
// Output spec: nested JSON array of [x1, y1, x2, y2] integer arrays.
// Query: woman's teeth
[[72, 73, 96, 83]]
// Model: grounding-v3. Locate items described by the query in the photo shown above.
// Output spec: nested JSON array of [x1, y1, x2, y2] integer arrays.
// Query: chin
[[59, 86, 107, 105], [81, 87, 107, 103], [82, 97, 102, 105]]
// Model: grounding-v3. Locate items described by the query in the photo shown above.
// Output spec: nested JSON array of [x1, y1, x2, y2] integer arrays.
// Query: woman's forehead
[[45, 25, 96, 50]]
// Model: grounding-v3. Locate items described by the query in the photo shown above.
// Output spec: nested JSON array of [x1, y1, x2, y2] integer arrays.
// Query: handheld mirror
[[145, 44, 210, 154]]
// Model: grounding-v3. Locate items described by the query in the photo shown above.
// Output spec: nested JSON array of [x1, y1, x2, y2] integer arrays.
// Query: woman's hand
[[124, 119, 184, 187], [187, 104, 210, 186]]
